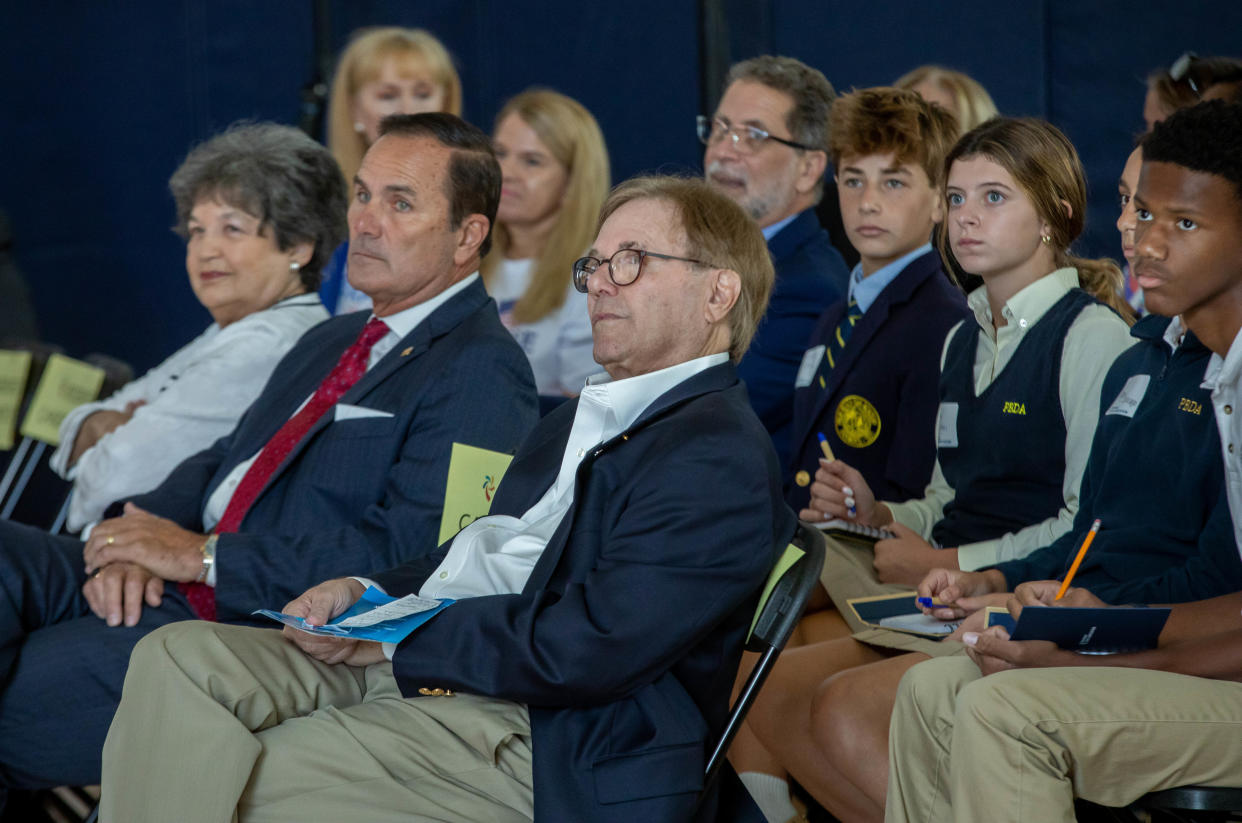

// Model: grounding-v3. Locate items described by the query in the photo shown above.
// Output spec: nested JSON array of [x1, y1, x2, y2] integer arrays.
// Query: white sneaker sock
[[739, 770, 799, 823]]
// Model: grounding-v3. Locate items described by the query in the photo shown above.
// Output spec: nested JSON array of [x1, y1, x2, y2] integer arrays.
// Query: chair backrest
[[84, 353, 135, 401], [702, 521, 826, 789], [1132, 785, 1242, 813]]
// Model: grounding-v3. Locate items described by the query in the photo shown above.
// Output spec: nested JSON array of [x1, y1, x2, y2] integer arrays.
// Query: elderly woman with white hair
[[50, 122, 346, 532]]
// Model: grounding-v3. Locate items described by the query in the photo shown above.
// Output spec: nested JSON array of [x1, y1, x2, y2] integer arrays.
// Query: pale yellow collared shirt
[[885, 267, 1134, 570]]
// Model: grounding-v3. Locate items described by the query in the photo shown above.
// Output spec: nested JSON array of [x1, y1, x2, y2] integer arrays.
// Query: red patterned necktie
[[179, 317, 390, 620]]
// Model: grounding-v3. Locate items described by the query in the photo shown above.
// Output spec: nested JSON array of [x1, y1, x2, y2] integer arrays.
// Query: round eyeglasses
[[572, 248, 707, 293], [696, 115, 816, 154]]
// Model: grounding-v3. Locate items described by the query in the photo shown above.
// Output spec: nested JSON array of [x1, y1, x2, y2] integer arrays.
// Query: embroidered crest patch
[[835, 395, 881, 448]]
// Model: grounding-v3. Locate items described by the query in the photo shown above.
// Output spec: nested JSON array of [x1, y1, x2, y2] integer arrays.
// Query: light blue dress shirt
[[847, 243, 932, 314]]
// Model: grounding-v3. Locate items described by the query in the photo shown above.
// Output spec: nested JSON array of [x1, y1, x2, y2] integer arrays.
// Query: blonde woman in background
[[483, 88, 610, 399], [319, 27, 462, 314], [896, 64, 998, 131]]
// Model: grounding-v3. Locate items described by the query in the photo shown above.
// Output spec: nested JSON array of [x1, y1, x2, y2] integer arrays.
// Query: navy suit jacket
[[787, 250, 969, 511], [739, 209, 848, 474], [121, 278, 538, 623], [372, 362, 797, 822]]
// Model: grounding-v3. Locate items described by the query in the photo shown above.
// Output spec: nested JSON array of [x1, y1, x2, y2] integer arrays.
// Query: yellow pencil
[[1055, 519, 1101, 600]]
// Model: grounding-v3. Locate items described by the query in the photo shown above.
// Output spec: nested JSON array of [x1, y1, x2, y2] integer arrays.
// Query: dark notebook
[[986, 605, 1170, 654]]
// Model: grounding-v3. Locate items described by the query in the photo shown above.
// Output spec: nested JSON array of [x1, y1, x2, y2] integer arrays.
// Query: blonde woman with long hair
[[483, 88, 610, 397]]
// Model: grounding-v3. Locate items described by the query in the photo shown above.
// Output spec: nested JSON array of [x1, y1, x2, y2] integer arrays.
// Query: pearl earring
[[353, 121, 366, 134], [290, 261, 301, 273]]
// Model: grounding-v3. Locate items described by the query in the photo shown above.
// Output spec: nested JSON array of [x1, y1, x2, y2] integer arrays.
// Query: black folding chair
[[1075, 785, 1242, 822], [701, 521, 826, 797], [1129, 786, 1242, 821], [1, 351, 133, 529]]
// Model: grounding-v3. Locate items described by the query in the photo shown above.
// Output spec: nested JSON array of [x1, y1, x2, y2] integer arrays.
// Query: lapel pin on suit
[[401, 347, 413, 357]]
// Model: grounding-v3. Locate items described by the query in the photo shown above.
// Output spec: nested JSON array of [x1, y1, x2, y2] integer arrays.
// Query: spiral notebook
[[811, 518, 896, 545]]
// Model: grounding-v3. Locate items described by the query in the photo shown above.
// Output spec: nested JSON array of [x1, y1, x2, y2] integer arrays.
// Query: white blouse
[[491, 258, 599, 395], [50, 293, 328, 531]]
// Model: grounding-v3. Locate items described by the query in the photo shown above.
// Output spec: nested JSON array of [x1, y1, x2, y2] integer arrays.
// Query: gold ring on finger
[[106, 536, 115, 545]]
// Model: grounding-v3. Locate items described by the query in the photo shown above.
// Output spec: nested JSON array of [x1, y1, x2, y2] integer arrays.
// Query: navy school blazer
[[738, 209, 849, 474], [786, 249, 969, 511], [118, 278, 539, 622], [371, 361, 798, 823]]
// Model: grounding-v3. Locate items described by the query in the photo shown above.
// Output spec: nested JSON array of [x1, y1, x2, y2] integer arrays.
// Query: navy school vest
[[932, 288, 1097, 547]]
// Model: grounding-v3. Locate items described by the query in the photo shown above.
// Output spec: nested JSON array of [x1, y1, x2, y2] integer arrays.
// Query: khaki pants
[[821, 535, 963, 658], [886, 657, 1242, 823], [101, 622, 533, 823]]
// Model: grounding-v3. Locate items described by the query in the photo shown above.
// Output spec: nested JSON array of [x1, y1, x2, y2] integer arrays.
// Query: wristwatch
[[195, 534, 218, 583]]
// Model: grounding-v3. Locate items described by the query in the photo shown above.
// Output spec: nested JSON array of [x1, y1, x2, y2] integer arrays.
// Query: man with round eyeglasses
[[700, 55, 850, 473], [100, 175, 795, 823]]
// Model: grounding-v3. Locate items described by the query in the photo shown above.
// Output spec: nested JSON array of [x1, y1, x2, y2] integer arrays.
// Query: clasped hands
[[81, 502, 207, 627], [84, 506, 386, 667], [801, 459, 958, 586]]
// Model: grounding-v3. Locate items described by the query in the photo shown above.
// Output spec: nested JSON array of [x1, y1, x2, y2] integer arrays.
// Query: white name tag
[[795, 345, 826, 388], [937, 402, 960, 448], [1105, 374, 1151, 418]]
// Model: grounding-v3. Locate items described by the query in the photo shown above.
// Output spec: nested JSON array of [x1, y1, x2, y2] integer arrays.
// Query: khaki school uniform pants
[[100, 622, 533, 823], [821, 534, 964, 658], [886, 657, 1242, 823]]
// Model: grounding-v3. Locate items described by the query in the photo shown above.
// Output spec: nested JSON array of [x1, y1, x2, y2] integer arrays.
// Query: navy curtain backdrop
[[1, 1, 1238, 373]]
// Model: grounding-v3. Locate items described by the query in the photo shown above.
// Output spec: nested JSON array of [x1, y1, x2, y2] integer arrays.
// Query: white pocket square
[[334, 404, 394, 422]]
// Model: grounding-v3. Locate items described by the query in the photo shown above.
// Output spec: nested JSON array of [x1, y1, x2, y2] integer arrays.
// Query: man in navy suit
[[100, 175, 796, 823], [700, 55, 851, 473], [0, 113, 537, 795]]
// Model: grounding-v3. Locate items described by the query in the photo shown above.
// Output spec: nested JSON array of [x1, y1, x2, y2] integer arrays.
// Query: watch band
[[195, 534, 218, 584]]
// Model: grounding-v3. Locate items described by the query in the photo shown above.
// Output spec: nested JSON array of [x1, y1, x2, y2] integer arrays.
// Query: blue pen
[[916, 596, 936, 609]]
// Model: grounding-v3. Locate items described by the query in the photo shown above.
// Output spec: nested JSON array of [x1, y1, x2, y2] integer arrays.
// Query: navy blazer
[[122, 278, 538, 622], [787, 250, 969, 511], [372, 362, 797, 822], [738, 209, 848, 475]]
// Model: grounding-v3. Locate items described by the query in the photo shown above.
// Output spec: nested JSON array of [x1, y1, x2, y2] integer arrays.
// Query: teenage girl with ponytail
[[729, 118, 1135, 823], [806, 116, 1135, 589]]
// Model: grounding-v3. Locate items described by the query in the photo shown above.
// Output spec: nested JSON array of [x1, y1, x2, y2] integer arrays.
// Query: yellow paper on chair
[[19, 354, 105, 445], [0, 351, 33, 450], [748, 543, 805, 641], [437, 442, 515, 545]]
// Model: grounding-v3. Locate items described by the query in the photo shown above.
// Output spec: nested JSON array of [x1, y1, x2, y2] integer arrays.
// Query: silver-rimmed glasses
[[696, 115, 816, 154], [1169, 51, 1202, 98]]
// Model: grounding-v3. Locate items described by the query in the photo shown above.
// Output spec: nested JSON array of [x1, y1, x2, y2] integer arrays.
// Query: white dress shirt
[[489, 258, 599, 395], [51, 294, 327, 531], [884, 268, 1135, 569], [1203, 324, 1242, 558], [414, 351, 730, 602], [196, 274, 479, 585]]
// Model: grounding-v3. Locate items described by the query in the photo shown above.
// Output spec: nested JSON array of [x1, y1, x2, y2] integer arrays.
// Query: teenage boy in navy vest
[[787, 88, 968, 513], [887, 100, 1242, 823]]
